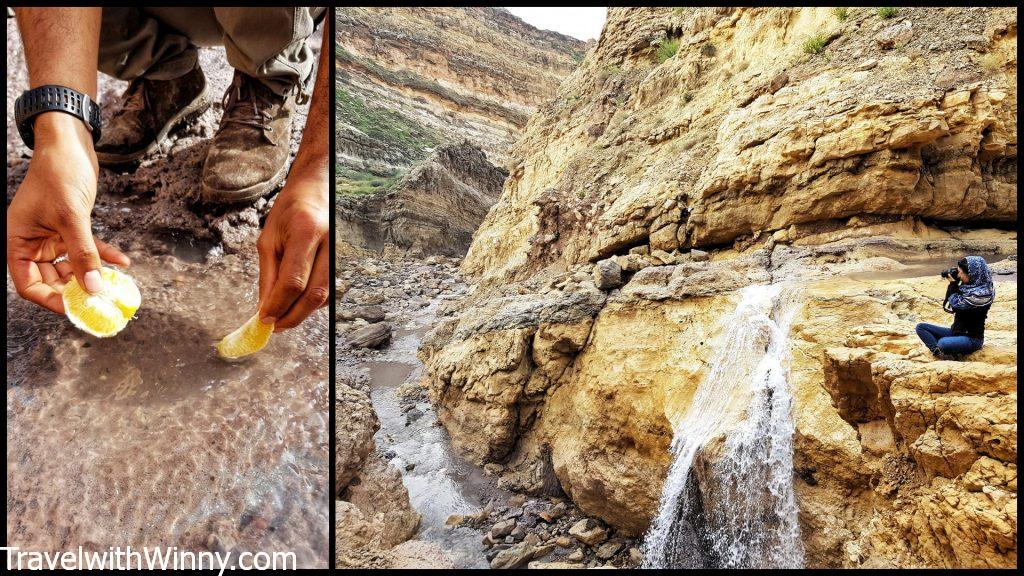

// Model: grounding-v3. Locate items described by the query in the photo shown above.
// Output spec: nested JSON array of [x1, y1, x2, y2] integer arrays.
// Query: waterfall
[[641, 284, 804, 569]]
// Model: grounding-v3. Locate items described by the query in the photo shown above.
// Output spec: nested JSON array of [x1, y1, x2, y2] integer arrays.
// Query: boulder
[[349, 322, 392, 349]]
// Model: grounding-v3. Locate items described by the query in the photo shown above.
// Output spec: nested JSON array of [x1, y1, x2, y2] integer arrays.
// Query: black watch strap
[[14, 85, 102, 150]]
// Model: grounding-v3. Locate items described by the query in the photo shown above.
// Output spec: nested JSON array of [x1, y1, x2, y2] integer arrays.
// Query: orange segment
[[216, 314, 274, 359], [62, 267, 142, 338]]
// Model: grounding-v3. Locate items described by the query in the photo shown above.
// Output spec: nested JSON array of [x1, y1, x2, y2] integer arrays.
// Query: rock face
[[419, 7, 1017, 569], [422, 239, 1017, 567], [339, 142, 507, 256], [336, 8, 582, 258], [337, 7, 584, 180], [462, 7, 1017, 284], [336, 374, 422, 567]]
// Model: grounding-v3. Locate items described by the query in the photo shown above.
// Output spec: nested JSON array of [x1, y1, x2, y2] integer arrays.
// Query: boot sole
[[96, 83, 212, 171], [200, 161, 289, 205]]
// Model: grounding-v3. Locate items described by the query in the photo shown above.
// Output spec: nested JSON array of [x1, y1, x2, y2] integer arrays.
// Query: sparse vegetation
[[802, 34, 831, 55], [877, 7, 898, 19], [338, 49, 529, 127], [337, 167, 400, 196], [656, 38, 680, 64], [336, 88, 438, 158], [682, 91, 693, 103], [600, 64, 623, 80], [834, 8, 851, 21], [572, 52, 585, 65], [700, 43, 717, 58]]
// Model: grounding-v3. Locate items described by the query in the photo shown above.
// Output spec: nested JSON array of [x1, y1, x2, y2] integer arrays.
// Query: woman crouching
[[915, 256, 995, 360]]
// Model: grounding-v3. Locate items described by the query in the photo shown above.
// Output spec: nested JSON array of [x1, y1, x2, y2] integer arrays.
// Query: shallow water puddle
[[6, 245, 328, 567]]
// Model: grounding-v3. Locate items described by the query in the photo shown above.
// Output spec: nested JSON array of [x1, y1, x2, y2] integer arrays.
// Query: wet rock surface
[[335, 253, 645, 568], [421, 228, 1017, 567], [6, 19, 328, 567], [448, 495, 641, 569], [336, 255, 464, 568]]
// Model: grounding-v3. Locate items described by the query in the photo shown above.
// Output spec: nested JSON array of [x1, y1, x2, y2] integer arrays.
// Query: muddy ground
[[6, 17, 328, 567]]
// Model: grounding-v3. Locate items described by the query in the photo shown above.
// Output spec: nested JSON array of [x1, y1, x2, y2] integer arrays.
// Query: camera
[[940, 267, 960, 281]]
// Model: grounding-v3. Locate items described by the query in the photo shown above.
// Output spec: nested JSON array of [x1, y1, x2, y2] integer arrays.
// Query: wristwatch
[[14, 84, 102, 150]]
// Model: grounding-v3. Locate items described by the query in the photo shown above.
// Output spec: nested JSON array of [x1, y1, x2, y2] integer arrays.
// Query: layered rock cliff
[[338, 142, 506, 257], [336, 7, 584, 257], [337, 7, 584, 178], [419, 7, 1017, 569], [463, 6, 1016, 283]]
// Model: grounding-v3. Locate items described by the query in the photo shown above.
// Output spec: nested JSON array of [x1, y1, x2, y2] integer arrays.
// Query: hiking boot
[[200, 71, 295, 204], [95, 65, 210, 169]]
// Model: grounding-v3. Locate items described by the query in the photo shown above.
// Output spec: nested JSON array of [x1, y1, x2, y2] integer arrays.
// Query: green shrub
[[834, 8, 851, 21], [877, 7, 898, 19], [657, 38, 680, 64], [802, 34, 830, 55], [336, 89, 438, 158], [602, 64, 622, 76]]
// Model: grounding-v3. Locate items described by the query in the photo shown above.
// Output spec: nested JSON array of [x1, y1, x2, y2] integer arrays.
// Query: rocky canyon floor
[[6, 19, 328, 567], [336, 253, 648, 569]]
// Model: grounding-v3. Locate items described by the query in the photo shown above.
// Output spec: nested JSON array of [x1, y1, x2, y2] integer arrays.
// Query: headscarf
[[945, 255, 995, 311]]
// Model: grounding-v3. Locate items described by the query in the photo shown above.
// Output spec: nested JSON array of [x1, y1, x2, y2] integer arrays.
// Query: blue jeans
[[915, 323, 983, 357]]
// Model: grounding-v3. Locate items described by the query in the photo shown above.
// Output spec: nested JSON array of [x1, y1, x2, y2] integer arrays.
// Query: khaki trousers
[[98, 7, 326, 95]]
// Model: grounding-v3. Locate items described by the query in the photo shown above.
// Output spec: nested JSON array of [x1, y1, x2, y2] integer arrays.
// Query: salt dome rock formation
[[419, 7, 1017, 568]]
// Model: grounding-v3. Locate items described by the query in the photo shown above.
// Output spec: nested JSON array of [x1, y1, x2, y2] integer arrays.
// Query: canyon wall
[[336, 8, 584, 257], [462, 6, 1016, 283], [420, 7, 1017, 568]]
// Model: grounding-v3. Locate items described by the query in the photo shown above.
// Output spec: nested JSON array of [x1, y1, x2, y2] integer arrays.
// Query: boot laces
[[220, 75, 276, 139]]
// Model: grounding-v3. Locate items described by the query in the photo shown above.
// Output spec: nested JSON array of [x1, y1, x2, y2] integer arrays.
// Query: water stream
[[358, 300, 504, 569], [642, 284, 804, 569]]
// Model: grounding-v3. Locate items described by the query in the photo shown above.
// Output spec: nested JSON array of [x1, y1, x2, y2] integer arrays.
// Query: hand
[[256, 175, 329, 332], [7, 113, 130, 314]]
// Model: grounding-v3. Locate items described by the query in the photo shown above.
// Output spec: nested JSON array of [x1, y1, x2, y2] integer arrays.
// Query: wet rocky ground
[[6, 18, 328, 567], [336, 253, 642, 568]]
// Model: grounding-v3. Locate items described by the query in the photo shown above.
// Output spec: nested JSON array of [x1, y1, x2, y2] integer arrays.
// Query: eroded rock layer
[[338, 142, 507, 257], [336, 8, 582, 257], [462, 7, 1016, 284], [419, 7, 1017, 569], [337, 7, 584, 183]]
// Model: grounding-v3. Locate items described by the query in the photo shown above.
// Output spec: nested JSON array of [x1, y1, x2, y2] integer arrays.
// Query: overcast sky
[[505, 7, 607, 41]]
